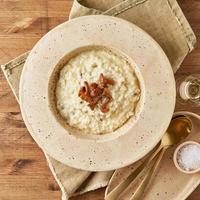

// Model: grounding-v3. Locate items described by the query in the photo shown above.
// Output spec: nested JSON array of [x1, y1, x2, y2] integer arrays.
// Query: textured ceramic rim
[[19, 15, 176, 171], [173, 141, 200, 174]]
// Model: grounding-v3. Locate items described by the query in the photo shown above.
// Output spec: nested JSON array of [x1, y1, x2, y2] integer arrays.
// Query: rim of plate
[[19, 15, 176, 171]]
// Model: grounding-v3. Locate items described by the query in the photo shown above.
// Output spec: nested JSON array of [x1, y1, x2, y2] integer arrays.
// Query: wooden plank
[[0, 176, 61, 200], [0, 17, 67, 35]]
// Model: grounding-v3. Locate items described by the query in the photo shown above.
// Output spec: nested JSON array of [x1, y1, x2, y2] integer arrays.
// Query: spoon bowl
[[161, 116, 192, 148]]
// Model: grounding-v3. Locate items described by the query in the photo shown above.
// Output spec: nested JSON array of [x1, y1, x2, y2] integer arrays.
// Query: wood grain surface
[[0, 0, 199, 199]]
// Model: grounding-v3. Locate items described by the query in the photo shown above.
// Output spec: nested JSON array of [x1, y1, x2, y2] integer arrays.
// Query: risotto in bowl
[[50, 46, 143, 136]]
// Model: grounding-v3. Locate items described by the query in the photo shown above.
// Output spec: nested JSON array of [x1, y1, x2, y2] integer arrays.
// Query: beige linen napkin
[[1, 0, 196, 200]]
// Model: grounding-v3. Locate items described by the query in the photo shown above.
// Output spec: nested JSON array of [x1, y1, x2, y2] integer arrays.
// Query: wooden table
[[0, 0, 199, 199]]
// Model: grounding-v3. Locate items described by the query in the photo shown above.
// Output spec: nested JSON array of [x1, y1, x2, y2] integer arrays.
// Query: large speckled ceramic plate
[[19, 15, 175, 171]]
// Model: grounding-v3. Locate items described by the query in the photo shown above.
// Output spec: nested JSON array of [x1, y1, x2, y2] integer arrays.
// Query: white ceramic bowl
[[173, 141, 200, 174], [19, 15, 176, 171]]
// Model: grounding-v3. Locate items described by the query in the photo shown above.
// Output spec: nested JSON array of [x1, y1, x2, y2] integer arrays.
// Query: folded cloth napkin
[[1, 0, 196, 200]]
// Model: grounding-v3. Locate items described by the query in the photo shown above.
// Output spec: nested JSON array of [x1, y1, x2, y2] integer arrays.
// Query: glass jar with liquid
[[177, 75, 200, 106]]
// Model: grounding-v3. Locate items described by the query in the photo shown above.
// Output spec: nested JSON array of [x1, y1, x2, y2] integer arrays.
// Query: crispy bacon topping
[[78, 73, 115, 113], [99, 73, 115, 87]]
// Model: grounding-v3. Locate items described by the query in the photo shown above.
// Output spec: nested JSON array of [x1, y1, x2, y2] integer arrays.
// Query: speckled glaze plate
[[19, 15, 175, 171]]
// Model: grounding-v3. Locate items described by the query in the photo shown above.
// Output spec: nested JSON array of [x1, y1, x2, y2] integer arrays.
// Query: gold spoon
[[105, 116, 192, 200]]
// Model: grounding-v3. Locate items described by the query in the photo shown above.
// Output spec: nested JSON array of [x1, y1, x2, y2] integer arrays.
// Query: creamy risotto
[[56, 48, 141, 135]]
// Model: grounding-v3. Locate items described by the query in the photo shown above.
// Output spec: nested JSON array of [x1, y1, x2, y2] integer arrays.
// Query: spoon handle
[[130, 147, 167, 200], [105, 145, 163, 200]]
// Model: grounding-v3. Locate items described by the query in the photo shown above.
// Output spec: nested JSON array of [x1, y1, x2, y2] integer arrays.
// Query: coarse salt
[[177, 144, 200, 171]]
